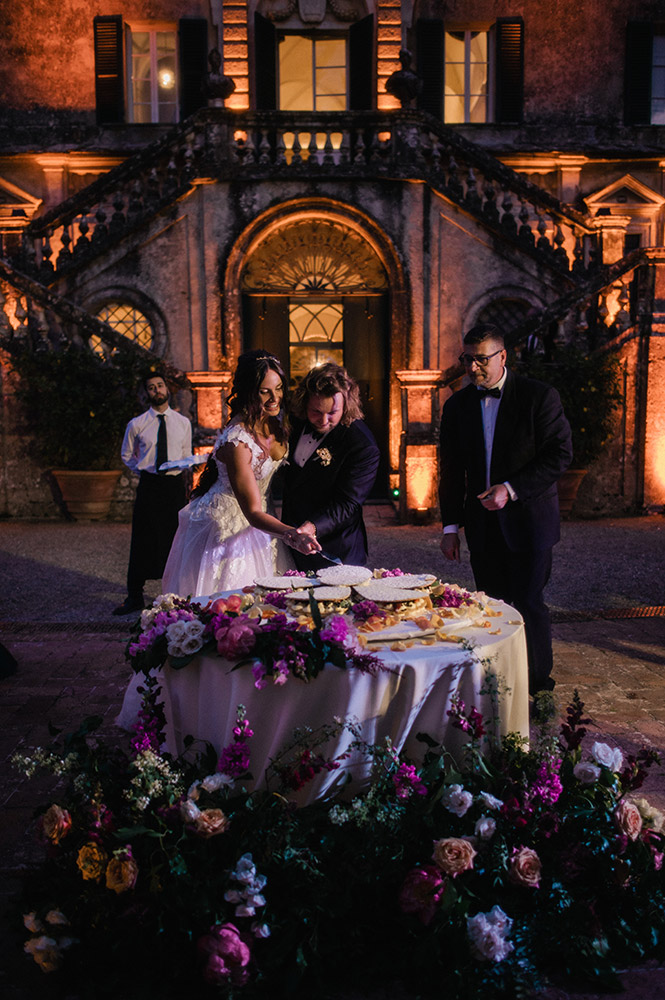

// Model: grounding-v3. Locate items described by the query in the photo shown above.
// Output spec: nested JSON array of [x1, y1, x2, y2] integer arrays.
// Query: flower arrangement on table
[[126, 591, 383, 685], [11, 691, 665, 999]]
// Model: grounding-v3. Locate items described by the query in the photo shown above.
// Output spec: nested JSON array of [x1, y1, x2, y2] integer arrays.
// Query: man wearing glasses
[[438, 323, 572, 696]]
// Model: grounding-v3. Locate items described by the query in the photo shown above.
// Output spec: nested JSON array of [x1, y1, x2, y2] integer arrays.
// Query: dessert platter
[[244, 565, 506, 652]]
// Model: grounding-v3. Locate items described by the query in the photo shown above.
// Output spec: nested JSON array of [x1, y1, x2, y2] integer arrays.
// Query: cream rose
[[615, 799, 643, 841], [509, 846, 541, 888], [191, 808, 230, 838], [591, 742, 623, 772], [432, 837, 476, 877]]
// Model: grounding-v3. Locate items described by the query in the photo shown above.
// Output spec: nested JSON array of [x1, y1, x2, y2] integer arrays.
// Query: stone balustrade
[[16, 109, 596, 285]]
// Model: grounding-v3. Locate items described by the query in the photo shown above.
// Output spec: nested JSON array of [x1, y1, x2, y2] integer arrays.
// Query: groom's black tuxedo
[[439, 368, 572, 692], [281, 417, 380, 570]]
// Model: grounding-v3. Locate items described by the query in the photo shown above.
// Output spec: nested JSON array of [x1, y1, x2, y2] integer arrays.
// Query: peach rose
[[509, 846, 541, 888], [432, 837, 476, 877], [191, 808, 231, 838], [106, 854, 139, 894], [615, 799, 643, 841], [41, 804, 72, 844], [76, 841, 108, 881]]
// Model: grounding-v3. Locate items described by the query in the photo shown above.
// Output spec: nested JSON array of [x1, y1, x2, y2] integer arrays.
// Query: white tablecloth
[[150, 599, 528, 803]]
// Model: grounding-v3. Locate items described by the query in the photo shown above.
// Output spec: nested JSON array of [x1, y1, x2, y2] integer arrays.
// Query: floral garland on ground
[[126, 592, 383, 685], [11, 690, 665, 999]]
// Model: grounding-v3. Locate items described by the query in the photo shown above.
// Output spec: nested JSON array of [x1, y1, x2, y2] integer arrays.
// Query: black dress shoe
[[112, 597, 145, 616]]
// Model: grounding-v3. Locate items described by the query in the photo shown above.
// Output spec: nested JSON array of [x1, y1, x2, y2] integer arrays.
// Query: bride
[[162, 349, 319, 598]]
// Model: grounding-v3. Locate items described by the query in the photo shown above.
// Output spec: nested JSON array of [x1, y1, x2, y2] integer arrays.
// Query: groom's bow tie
[[477, 387, 502, 399], [304, 423, 325, 441]]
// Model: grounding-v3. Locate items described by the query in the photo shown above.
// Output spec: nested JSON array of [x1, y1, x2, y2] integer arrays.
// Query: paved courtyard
[[1, 509, 664, 998]]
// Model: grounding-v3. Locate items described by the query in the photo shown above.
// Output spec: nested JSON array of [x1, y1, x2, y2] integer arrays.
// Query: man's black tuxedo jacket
[[281, 418, 380, 568], [439, 369, 572, 553]]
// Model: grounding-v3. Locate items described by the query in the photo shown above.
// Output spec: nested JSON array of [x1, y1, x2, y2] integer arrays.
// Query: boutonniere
[[315, 447, 332, 467]]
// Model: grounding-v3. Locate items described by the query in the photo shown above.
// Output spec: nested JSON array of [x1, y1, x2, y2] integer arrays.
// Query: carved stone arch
[[464, 285, 546, 340], [221, 197, 408, 368]]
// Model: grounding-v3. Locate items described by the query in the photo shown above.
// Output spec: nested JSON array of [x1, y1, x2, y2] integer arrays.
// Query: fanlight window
[[93, 301, 154, 353], [289, 301, 344, 382]]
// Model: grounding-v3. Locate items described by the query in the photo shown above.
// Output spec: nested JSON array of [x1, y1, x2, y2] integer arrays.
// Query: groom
[[281, 363, 380, 570]]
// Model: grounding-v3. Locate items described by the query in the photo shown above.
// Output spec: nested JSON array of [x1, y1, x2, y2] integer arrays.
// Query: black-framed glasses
[[458, 349, 503, 367]]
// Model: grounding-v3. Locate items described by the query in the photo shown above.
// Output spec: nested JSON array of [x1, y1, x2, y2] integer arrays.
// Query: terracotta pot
[[51, 469, 121, 521], [557, 468, 588, 519]]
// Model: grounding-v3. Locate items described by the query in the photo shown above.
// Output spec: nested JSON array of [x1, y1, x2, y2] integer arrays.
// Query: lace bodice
[[188, 422, 286, 531]]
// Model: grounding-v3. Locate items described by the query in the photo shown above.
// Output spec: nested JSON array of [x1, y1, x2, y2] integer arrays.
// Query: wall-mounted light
[[159, 69, 175, 90]]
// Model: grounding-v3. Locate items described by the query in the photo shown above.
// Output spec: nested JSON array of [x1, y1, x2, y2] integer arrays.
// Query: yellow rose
[[191, 808, 230, 838], [76, 841, 108, 881], [41, 804, 72, 844], [106, 854, 139, 894], [432, 837, 476, 877], [509, 847, 542, 888]]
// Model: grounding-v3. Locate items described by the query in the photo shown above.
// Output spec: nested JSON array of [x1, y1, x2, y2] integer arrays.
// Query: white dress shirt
[[293, 427, 332, 467], [121, 406, 192, 476]]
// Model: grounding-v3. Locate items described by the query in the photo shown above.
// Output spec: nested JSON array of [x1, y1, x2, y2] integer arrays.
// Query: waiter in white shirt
[[113, 374, 192, 615]]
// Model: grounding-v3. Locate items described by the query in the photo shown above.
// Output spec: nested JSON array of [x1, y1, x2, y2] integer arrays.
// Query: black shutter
[[254, 14, 276, 110], [416, 19, 444, 118], [495, 17, 524, 123], [625, 22, 653, 125], [349, 14, 375, 110], [94, 15, 124, 124], [179, 18, 209, 120]]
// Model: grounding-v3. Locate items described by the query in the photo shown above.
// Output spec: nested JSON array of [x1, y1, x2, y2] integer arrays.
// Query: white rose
[[486, 906, 513, 935], [180, 635, 204, 655], [166, 620, 188, 642], [475, 816, 497, 840], [202, 772, 234, 792], [154, 593, 178, 610], [442, 783, 474, 817], [140, 608, 158, 629], [574, 761, 601, 784], [166, 641, 185, 658], [591, 742, 623, 772], [633, 796, 665, 833], [479, 791, 503, 811], [467, 912, 514, 962], [183, 619, 206, 639]]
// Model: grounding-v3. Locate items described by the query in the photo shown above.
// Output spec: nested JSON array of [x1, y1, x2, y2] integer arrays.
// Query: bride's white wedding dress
[[116, 421, 291, 732], [162, 421, 292, 599]]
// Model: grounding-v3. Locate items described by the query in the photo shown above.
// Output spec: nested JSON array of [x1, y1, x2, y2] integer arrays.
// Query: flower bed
[[11, 690, 665, 999]]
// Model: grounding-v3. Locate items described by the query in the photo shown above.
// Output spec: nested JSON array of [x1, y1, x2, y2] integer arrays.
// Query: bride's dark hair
[[191, 350, 288, 499]]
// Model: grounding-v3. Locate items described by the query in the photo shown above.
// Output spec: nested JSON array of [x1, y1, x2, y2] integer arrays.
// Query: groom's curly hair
[[290, 363, 364, 426]]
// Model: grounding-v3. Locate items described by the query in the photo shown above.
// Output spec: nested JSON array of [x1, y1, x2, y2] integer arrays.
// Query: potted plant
[[514, 344, 624, 515], [5, 339, 154, 519]]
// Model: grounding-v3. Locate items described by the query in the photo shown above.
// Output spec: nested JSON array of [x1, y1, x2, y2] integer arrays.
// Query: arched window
[[93, 301, 154, 353]]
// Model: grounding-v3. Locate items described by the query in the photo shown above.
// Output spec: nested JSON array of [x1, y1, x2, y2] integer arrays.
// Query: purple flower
[[320, 615, 349, 645], [393, 763, 428, 800]]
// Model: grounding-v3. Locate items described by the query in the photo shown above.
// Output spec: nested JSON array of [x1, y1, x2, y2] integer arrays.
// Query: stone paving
[[1, 509, 664, 998]]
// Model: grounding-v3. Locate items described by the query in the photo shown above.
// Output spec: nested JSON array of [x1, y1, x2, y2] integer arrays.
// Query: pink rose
[[399, 865, 446, 925], [615, 799, 643, 841], [40, 804, 72, 844], [191, 808, 230, 838], [432, 837, 476, 877], [509, 846, 541, 888], [197, 922, 251, 986], [216, 622, 257, 660]]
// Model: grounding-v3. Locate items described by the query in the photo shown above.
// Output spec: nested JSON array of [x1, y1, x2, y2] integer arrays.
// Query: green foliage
[[7, 342, 155, 470], [516, 346, 624, 466]]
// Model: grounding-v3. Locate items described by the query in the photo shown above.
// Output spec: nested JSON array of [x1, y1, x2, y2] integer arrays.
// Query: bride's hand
[[283, 527, 321, 554]]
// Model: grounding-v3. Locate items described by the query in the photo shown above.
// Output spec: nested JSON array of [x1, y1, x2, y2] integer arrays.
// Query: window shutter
[[94, 15, 124, 124], [349, 14, 375, 110], [625, 22, 653, 125], [495, 17, 524, 123], [416, 19, 444, 119], [254, 14, 276, 110], [179, 19, 209, 120]]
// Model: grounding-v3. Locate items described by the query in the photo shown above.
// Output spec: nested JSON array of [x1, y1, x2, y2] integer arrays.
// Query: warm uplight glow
[[234, 130, 248, 144], [653, 433, 665, 493], [405, 446, 438, 513]]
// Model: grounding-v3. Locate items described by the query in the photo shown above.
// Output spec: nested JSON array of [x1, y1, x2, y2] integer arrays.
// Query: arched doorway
[[240, 217, 390, 497]]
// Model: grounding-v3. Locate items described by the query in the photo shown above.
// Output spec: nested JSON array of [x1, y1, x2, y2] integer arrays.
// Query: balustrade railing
[[15, 109, 597, 285]]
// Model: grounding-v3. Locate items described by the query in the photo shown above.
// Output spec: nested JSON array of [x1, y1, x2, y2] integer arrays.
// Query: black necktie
[[478, 387, 501, 399], [156, 414, 167, 473]]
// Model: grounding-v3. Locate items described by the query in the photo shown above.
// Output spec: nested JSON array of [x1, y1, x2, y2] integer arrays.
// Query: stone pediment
[[584, 174, 665, 216], [0, 176, 41, 228]]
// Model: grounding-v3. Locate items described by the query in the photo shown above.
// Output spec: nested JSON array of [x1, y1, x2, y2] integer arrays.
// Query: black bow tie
[[304, 423, 324, 441], [477, 387, 502, 399]]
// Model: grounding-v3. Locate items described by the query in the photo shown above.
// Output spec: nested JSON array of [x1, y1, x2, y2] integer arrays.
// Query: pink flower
[[197, 922, 251, 986], [509, 846, 541, 888], [216, 622, 257, 660], [614, 799, 643, 841], [432, 837, 476, 877], [399, 866, 446, 925]]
